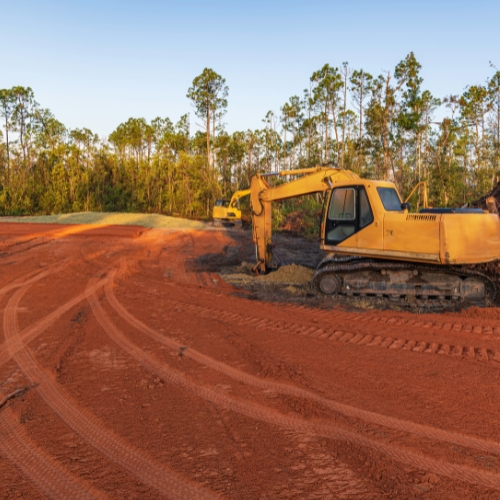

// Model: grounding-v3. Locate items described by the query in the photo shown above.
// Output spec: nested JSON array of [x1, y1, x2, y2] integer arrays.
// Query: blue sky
[[2, 0, 499, 138]]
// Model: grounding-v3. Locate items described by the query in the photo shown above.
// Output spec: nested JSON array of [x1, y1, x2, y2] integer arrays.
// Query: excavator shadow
[[186, 230, 345, 306]]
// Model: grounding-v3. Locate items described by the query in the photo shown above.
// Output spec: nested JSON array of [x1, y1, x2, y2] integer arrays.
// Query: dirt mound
[[220, 263, 314, 297], [261, 263, 315, 285], [216, 261, 317, 302]]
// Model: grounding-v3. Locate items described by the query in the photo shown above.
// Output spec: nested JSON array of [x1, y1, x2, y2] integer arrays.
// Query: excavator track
[[311, 256, 497, 311]]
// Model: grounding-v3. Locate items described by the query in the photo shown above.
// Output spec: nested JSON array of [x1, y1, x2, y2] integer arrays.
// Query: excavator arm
[[229, 189, 250, 209], [250, 167, 360, 273]]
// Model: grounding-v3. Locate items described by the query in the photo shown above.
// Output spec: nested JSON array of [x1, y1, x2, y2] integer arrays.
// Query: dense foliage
[[1, 54, 499, 219]]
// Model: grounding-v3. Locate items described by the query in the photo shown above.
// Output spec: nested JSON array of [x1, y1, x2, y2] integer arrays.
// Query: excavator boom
[[251, 168, 360, 273]]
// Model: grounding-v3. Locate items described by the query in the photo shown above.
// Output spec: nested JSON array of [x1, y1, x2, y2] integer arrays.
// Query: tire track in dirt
[[158, 231, 227, 289], [4, 281, 220, 500], [280, 432, 379, 499], [159, 232, 199, 286], [283, 303, 500, 337], [0, 261, 72, 347], [162, 299, 500, 367], [0, 256, 73, 293], [0, 272, 111, 369], [354, 314, 500, 336], [105, 277, 500, 457], [0, 407, 108, 500], [0, 236, 52, 256], [90, 274, 500, 492], [0, 268, 51, 302]]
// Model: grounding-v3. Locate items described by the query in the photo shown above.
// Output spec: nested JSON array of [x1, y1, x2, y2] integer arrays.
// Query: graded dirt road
[[1, 222, 500, 499]]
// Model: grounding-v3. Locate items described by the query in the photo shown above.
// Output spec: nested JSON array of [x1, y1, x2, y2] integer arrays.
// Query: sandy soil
[[1, 222, 500, 499]]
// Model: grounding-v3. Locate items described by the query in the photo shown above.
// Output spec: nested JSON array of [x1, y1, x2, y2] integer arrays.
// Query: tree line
[[1, 53, 499, 219]]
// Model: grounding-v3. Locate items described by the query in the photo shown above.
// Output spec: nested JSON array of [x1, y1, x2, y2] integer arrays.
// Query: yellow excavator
[[213, 189, 250, 227], [250, 167, 500, 308]]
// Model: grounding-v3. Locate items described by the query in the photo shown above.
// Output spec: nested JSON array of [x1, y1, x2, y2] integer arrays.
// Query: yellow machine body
[[321, 180, 500, 265]]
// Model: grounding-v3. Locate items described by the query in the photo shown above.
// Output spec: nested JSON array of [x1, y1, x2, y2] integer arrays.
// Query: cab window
[[359, 188, 373, 228], [328, 188, 355, 220], [324, 186, 373, 246], [325, 188, 356, 245], [377, 187, 401, 211]]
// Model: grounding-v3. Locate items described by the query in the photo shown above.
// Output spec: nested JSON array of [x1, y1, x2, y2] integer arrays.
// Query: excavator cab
[[215, 199, 230, 208]]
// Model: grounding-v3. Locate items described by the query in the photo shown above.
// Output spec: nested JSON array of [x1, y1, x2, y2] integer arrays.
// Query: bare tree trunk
[[357, 81, 363, 174], [4, 116, 10, 187], [273, 116, 279, 172], [424, 108, 429, 180], [19, 114, 26, 163], [307, 82, 311, 164], [298, 132, 302, 164], [481, 104, 485, 171], [341, 64, 350, 168], [496, 87, 500, 171], [331, 103, 340, 165], [324, 107, 329, 162], [382, 73, 392, 179], [212, 109, 216, 167], [496, 93, 500, 172], [283, 126, 287, 171], [206, 90, 210, 167], [475, 117, 480, 171]]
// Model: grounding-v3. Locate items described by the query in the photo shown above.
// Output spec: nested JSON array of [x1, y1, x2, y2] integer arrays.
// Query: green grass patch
[[0, 212, 208, 230]]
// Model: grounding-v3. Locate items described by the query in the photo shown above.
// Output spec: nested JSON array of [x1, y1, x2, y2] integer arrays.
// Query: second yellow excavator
[[250, 167, 500, 308], [213, 189, 250, 227]]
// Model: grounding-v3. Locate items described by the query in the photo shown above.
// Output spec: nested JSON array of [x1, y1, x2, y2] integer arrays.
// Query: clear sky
[[2, 0, 499, 138]]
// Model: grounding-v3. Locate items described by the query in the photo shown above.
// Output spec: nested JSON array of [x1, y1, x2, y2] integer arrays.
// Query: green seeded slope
[[0, 212, 208, 230]]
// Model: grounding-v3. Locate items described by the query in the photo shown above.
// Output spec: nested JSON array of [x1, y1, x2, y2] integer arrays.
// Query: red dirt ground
[[1, 222, 500, 499]]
